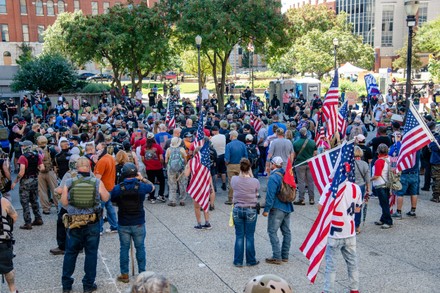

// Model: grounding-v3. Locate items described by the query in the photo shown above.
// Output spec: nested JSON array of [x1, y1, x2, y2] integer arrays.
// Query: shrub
[[81, 83, 111, 93]]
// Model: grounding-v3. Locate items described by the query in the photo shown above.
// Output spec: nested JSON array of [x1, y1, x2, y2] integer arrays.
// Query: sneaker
[[221, 183, 227, 191], [293, 200, 305, 206], [157, 196, 166, 203], [391, 212, 402, 219], [374, 221, 384, 226], [265, 258, 282, 265], [106, 228, 118, 233], [194, 224, 203, 230], [149, 199, 156, 204], [202, 223, 212, 230], [406, 211, 417, 217], [309, 199, 315, 205], [381, 224, 392, 229], [50, 247, 65, 255], [247, 260, 260, 266], [32, 218, 44, 226], [224, 200, 233, 205], [209, 205, 215, 211], [117, 273, 129, 283], [262, 172, 268, 177]]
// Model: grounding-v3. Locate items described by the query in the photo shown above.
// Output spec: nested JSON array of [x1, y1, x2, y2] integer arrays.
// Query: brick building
[[0, 0, 158, 66]]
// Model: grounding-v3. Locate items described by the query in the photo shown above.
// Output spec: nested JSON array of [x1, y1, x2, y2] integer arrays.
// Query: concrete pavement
[[3, 170, 440, 293]]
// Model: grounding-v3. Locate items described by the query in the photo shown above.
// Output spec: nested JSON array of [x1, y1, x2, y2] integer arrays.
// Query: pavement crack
[[98, 249, 121, 293]]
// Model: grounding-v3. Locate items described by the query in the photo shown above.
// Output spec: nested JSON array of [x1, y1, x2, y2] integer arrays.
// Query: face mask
[[63, 105, 68, 109]]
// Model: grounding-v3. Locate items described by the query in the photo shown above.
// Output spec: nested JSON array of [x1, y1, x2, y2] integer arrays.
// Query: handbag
[[380, 159, 402, 191]]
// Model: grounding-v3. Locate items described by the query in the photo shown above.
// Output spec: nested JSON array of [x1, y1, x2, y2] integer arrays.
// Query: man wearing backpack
[[245, 134, 260, 178], [347, 117, 367, 140], [165, 137, 187, 207], [263, 156, 293, 265], [37, 136, 58, 215]]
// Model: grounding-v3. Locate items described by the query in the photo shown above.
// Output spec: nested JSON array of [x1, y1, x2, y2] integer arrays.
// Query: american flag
[[250, 101, 262, 132], [308, 143, 342, 195], [315, 126, 326, 148], [187, 142, 211, 211], [322, 70, 339, 139], [193, 112, 205, 148], [300, 141, 356, 283], [165, 99, 176, 130], [396, 102, 435, 172], [338, 100, 348, 138]]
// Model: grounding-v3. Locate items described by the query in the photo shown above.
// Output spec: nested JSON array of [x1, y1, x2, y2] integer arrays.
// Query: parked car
[[86, 73, 113, 82], [78, 72, 95, 80], [162, 71, 177, 81]]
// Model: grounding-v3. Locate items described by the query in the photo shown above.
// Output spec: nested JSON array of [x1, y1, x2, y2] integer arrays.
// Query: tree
[[16, 43, 33, 66], [417, 16, 440, 80], [11, 53, 78, 93], [392, 40, 423, 77], [169, 0, 287, 112], [267, 5, 374, 78]]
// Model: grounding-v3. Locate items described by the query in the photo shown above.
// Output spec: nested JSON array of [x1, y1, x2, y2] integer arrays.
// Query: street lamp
[[333, 38, 339, 71], [404, 0, 419, 99], [195, 35, 202, 107], [248, 42, 255, 92]]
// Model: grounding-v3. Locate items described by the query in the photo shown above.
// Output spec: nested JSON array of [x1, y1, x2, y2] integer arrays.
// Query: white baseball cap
[[271, 156, 283, 166]]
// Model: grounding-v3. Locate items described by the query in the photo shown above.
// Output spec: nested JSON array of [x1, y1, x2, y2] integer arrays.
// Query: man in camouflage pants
[[11, 140, 45, 229], [429, 131, 440, 203], [165, 137, 187, 207]]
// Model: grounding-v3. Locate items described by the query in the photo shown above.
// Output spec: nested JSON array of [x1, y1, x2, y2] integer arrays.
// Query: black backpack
[[246, 144, 259, 169]]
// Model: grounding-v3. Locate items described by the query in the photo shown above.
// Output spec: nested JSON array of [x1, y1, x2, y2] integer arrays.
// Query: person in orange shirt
[[94, 142, 118, 234]]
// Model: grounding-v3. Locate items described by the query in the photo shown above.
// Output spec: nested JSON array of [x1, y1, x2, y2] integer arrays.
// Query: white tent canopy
[[338, 62, 367, 74]]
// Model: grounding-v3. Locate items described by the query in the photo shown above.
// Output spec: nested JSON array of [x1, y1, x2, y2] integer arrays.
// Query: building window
[[381, 5, 393, 47], [418, 3, 428, 26], [58, 0, 65, 14], [1, 24, 9, 42], [91, 2, 98, 15], [22, 25, 29, 42], [20, 0, 27, 15], [47, 1, 54, 16], [74, 0, 80, 12], [103, 2, 110, 14], [36, 0, 43, 16], [37, 25, 45, 43], [0, 0, 6, 14], [3, 51, 11, 65]]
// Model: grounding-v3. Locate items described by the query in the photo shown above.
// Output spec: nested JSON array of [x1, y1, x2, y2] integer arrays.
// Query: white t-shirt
[[201, 88, 210, 100], [319, 181, 362, 239], [210, 134, 226, 156]]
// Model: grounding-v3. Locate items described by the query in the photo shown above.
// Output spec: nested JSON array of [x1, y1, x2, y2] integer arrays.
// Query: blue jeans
[[233, 207, 258, 266], [323, 237, 359, 293], [267, 209, 291, 260], [354, 185, 365, 228], [100, 200, 118, 232], [118, 225, 146, 274], [62, 221, 100, 291], [374, 187, 393, 225]]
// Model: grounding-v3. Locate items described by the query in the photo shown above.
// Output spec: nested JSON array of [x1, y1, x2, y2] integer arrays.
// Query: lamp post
[[248, 42, 255, 92], [195, 35, 202, 107], [333, 38, 339, 71], [404, 0, 419, 100]]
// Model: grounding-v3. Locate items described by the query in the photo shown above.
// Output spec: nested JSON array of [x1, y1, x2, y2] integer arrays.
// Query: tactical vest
[[117, 182, 142, 216], [24, 151, 39, 178], [56, 150, 71, 179], [41, 147, 53, 173], [69, 177, 98, 209], [0, 198, 13, 242]]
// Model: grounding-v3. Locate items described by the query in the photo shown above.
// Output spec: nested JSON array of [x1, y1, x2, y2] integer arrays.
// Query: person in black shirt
[[0, 100, 8, 125], [367, 126, 392, 163], [270, 94, 281, 112], [148, 89, 156, 107], [7, 99, 17, 125]]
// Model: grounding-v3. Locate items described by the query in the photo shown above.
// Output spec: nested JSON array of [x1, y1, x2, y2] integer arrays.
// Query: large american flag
[[300, 141, 355, 283], [250, 101, 262, 132], [193, 112, 205, 148], [396, 102, 435, 172], [187, 142, 211, 211], [338, 100, 348, 138], [315, 126, 326, 148], [322, 70, 339, 139], [165, 99, 176, 130]]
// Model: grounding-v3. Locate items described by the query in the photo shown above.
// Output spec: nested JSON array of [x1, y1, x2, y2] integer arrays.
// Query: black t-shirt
[[7, 102, 17, 114], [148, 92, 156, 106], [369, 136, 392, 160]]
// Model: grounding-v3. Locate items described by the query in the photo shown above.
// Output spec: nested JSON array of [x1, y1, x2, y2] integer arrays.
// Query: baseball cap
[[245, 134, 253, 141], [19, 140, 33, 147], [355, 134, 366, 142], [271, 156, 283, 166], [59, 138, 69, 144], [147, 132, 155, 139]]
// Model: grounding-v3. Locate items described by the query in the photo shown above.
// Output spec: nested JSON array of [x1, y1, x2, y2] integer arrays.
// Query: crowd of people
[[0, 82, 438, 293]]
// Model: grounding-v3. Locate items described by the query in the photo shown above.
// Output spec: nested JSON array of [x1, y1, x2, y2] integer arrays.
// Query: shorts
[[216, 154, 226, 174], [0, 243, 13, 274], [395, 173, 419, 196]]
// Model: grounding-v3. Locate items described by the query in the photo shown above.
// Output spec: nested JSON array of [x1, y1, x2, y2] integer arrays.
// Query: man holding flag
[[263, 157, 294, 265]]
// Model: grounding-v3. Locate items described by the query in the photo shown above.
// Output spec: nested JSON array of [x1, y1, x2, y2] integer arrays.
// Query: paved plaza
[[2, 172, 440, 293]]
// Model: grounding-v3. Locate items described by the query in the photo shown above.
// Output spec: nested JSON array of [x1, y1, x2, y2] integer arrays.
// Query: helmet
[[122, 163, 138, 178], [243, 274, 292, 293], [37, 135, 48, 148]]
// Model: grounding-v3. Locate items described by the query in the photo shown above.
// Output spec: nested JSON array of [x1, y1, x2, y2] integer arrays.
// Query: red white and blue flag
[[187, 142, 211, 211], [193, 112, 205, 148], [315, 126, 326, 148], [300, 141, 355, 283], [338, 100, 348, 138], [250, 101, 262, 132], [396, 102, 435, 172], [165, 99, 176, 130], [322, 70, 339, 139]]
